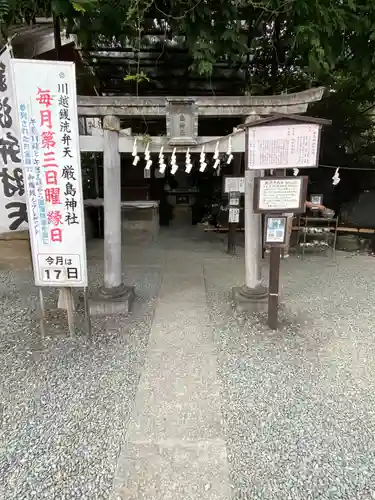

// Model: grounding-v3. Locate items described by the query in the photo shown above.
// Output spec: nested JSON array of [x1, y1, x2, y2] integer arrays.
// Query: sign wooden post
[[268, 246, 281, 329], [263, 214, 288, 328]]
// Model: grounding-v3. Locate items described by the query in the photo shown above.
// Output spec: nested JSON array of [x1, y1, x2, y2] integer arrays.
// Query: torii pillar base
[[232, 285, 268, 314], [89, 284, 135, 317]]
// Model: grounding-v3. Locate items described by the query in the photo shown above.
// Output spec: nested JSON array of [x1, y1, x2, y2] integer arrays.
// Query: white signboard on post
[[247, 124, 320, 170], [0, 47, 27, 234], [12, 59, 87, 287], [254, 176, 307, 214]]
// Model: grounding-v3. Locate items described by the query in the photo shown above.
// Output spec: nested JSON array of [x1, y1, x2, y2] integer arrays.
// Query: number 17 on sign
[[38, 253, 82, 285]]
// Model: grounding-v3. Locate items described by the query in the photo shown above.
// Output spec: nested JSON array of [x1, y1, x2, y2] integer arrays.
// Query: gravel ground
[[3, 230, 375, 500], [0, 260, 162, 500], [205, 252, 375, 500]]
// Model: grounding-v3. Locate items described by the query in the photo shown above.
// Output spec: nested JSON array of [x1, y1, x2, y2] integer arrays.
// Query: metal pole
[[83, 287, 92, 339], [38, 287, 45, 338], [65, 288, 75, 337]]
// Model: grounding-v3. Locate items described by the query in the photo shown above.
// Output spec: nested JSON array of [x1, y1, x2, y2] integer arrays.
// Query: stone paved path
[[112, 230, 232, 499]]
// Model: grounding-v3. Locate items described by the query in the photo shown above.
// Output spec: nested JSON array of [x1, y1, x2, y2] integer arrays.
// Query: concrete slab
[[126, 347, 222, 443], [158, 286, 206, 304], [111, 242, 231, 499], [148, 319, 213, 350], [113, 440, 231, 500]]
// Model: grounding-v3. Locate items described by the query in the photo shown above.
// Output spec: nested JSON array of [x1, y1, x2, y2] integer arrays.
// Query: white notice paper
[[229, 207, 240, 223], [224, 177, 245, 193], [266, 217, 286, 243], [12, 59, 87, 287], [248, 123, 320, 170]]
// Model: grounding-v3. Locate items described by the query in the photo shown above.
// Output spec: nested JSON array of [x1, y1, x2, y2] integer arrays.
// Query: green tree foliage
[[52, 0, 375, 87], [0, 0, 97, 41], [2, 0, 375, 171], [2, 0, 375, 91], [66, 0, 375, 171]]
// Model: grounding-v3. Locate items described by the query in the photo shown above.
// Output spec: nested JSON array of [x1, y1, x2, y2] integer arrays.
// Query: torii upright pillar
[[89, 115, 135, 316], [233, 114, 268, 313]]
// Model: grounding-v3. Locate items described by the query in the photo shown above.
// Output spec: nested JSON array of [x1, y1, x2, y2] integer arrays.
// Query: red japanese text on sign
[[50, 227, 62, 242], [36, 87, 64, 242]]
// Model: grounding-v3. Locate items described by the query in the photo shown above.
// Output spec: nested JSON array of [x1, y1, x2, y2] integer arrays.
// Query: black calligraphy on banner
[[0, 62, 7, 92], [5, 201, 28, 230], [0, 97, 12, 128], [0, 167, 24, 197], [0, 49, 26, 233], [0, 133, 21, 164]]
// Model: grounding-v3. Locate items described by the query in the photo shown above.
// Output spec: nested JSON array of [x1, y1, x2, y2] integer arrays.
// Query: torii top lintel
[[77, 87, 325, 117]]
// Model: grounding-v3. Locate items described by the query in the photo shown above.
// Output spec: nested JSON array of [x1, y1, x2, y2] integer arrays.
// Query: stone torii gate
[[77, 88, 325, 314]]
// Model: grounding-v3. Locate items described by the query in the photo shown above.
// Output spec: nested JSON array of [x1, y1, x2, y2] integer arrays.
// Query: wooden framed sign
[[254, 176, 307, 214], [247, 123, 321, 170], [264, 215, 288, 246]]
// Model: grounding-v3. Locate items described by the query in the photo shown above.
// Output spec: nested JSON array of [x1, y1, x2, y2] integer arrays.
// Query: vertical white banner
[[0, 46, 27, 234], [12, 59, 87, 287]]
